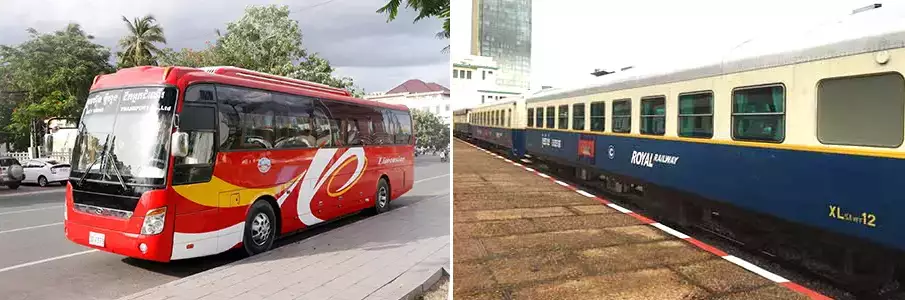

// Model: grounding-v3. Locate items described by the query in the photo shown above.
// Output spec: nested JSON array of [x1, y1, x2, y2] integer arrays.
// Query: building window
[[445, 104, 450, 112], [558, 105, 569, 130], [536, 107, 543, 128], [482, 70, 486, 80], [527, 108, 535, 127], [678, 92, 714, 138], [453, 70, 459, 78], [572, 103, 585, 131], [545, 106, 555, 129], [817, 73, 905, 147], [640, 96, 666, 135], [466, 71, 472, 79], [612, 99, 631, 133], [590, 101, 605, 132], [732, 85, 785, 142]]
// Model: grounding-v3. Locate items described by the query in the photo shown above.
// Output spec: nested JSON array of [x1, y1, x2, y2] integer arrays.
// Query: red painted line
[[684, 237, 729, 257], [779, 282, 833, 300], [627, 212, 656, 224]]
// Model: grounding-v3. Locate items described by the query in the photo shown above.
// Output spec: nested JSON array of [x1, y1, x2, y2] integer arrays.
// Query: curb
[[456, 138, 831, 300], [397, 266, 450, 300]]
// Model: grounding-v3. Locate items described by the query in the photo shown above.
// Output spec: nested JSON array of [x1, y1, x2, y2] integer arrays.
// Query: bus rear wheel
[[243, 200, 276, 256], [373, 178, 390, 214]]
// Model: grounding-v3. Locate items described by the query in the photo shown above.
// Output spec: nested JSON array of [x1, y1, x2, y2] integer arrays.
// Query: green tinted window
[[640, 97, 665, 135], [546, 107, 555, 129], [572, 103, 585, 130], [558, 105, 569, 129], [612, 99, 631, 133], [678, 92, 713, 138], [732, 85, 784, 142], [590, 101, 605, 131]]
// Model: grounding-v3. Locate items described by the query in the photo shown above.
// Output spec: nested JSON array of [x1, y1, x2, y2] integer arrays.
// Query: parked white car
[[22, 158, 70, 187]]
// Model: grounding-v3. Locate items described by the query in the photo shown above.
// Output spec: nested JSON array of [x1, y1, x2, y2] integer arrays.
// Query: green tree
[[157, 5, 363, 97], [377, 0, 450, 52], [0, 24, 113, 150], [411, 109, 449, 152], [116, 15, 167, 68]]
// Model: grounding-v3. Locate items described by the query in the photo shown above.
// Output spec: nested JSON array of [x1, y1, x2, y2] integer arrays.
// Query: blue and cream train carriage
[[452, 108, 472, 139], [463, 100, 528, 158], [466, 7, 905, 291]]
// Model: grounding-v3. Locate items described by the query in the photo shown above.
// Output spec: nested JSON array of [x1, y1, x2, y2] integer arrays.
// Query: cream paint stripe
[[575, 190, 595, 198], [723, 255, 789, 283], [537, 173, 550, 178], [0, 249, 98, 274], [651, 223, 690, 239], [607, 203, 632, 213], [554, 180, 569, 187]]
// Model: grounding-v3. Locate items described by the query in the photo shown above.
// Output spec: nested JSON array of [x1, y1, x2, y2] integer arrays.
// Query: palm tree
[[117, 15, 167, 68]]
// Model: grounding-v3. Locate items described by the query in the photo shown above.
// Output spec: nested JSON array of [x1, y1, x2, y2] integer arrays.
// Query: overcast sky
[[0, 0, 449, 93], [452, 0, 889, 91]]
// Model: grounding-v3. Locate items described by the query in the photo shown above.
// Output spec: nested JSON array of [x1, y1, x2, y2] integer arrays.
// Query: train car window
[[732, 85, 784, 143], [545, 107, 555, 129], [817, 72, 904, 148], [590, 101, 605, 132], [536, 107, 544, 128], [558, 105, 569, 130], [572, 103, 585, 131], [612, 99, 631, 133], [527, 108, 535, 127], [678, 92, 714, 138], [641, 97, 666, 135], [507, 109, 512, 128]]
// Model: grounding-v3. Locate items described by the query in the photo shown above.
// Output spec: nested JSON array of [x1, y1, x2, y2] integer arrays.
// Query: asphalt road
[[0, 156, 450, 300]]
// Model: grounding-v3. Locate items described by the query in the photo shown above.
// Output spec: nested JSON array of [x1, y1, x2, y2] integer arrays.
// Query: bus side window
[[174, 85, 217, 185]]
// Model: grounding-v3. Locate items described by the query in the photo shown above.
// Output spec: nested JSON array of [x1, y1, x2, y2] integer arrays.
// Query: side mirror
[[171, 132, 189, 158]]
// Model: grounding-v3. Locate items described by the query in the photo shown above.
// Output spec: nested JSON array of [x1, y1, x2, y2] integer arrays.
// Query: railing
[[4, 150, 71, 162]]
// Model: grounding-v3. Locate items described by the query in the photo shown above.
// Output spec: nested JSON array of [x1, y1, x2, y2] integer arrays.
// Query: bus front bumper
[[64, 220, 173, 262]]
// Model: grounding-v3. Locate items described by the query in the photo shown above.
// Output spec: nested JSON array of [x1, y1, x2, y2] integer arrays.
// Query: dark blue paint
[[523, 128, 905, 252], [470, 125, 526, 158]]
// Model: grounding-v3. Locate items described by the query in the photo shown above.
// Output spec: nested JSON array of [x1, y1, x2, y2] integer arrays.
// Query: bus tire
[[373, 177, 390, 214], [243, 200, 276, 256]]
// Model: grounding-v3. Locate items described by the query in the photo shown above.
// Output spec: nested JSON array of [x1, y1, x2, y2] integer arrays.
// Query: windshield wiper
[[104, 136, 130, 192], [77, 134, 111, 187]]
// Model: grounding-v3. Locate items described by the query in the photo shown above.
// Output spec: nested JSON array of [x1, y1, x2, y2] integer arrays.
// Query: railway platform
[[452, 139, 828, 300]]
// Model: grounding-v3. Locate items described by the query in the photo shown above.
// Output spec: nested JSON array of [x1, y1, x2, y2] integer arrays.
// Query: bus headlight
[[140, 207, 166, 235]]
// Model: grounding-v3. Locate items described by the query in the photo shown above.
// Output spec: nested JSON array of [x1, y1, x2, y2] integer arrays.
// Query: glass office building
[[471, 0, 532, 90]]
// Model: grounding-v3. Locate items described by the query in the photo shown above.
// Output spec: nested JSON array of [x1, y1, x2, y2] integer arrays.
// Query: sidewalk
[[119, 194, 450, 300]]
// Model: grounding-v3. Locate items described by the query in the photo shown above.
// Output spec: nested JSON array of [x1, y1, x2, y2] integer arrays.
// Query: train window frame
[[557, 105, 569, 130], [535, 107, 544, 128], [527, 108, 535, 127], [590, 101, 605, 132], [730, 83, 786, 143], [507, 108, 512, 128], [677, 91, 715, 139], [572, 103, 586, 131], [612, 99, 632, 133], [640, 96, 666, 135], [816, 72, 905, 148], [545, 106, 555, 129]]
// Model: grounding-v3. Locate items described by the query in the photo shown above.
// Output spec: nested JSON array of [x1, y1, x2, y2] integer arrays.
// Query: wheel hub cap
[[251, 213, 271, 246]]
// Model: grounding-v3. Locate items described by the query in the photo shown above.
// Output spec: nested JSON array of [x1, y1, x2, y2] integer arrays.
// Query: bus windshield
[[70, 86, 177, 186]]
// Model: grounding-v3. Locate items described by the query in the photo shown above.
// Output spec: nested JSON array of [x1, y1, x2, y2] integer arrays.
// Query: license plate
[[88, 232, 105, 247]]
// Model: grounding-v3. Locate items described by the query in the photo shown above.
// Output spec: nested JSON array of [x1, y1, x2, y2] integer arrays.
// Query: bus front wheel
[[243, 200, 276, 256], [373, 178, 390, 214]]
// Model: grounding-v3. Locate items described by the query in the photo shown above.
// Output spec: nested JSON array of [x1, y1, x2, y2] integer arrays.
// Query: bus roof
[[90, 66, 409, 111]]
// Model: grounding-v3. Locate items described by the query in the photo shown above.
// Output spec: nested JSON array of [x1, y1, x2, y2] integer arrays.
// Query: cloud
[[0, 0, 449, 92]]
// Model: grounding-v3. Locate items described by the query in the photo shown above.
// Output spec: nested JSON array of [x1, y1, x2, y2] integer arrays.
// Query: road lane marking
[[0, 249, 98, 274], [0, 205, 63, 216], [414, 174, 450, 184], [0, 189, 65, 198], [0, 222, 63, 234]]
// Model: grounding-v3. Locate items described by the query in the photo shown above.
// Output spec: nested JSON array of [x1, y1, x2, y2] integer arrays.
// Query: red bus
[[64, 66, 415, 262]]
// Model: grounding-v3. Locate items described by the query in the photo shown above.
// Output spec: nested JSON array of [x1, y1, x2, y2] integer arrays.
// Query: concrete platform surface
[[452, 139, 827, 300]]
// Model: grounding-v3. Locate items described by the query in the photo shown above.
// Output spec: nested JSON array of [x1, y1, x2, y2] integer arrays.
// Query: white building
[[451, 55, 525, 110], [364, 79, 451, 123]]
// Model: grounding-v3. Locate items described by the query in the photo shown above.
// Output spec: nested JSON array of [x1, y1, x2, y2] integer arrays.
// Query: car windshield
[[70, 86, 177, 186]]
